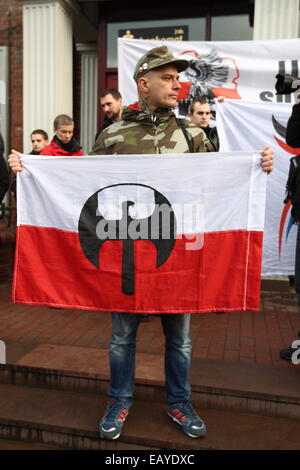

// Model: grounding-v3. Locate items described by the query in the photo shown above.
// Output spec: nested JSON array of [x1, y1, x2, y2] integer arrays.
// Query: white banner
[[216, 99, 296, 275], [118, 38, 300, 112]]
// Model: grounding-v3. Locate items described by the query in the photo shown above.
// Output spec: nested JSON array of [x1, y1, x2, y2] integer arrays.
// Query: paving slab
[[190, 356, 300, 401], [12, 343, 164, 385]]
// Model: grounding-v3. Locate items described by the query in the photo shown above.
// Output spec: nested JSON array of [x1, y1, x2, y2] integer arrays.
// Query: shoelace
[[104, 402, 128, 423]]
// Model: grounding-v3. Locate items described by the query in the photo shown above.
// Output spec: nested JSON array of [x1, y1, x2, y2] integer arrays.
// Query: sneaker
[[99, 399, 130, 440], [167, 402, 206, 438]]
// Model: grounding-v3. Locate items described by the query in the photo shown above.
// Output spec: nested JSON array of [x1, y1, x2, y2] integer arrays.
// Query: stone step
[[1, 342, 300, 421], [0, 438, 63, 450], [0, 382, 300, 450], [260, 278, 291, 292]]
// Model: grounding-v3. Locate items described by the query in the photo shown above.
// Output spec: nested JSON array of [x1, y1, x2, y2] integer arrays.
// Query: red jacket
[[40, 139, 83, 156]]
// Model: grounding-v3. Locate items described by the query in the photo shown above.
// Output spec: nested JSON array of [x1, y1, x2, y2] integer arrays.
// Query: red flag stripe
[[13, 225, 263, 313]]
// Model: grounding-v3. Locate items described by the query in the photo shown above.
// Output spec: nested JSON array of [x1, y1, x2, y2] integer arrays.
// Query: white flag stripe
[[17, 152, 266, 235]]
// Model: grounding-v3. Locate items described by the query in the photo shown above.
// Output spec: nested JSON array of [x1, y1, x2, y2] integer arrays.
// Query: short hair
[[53, 114, 74, 130], [189, 99, 211, 115], [30, 129, 48, 141], [100, 88, 122, 101]]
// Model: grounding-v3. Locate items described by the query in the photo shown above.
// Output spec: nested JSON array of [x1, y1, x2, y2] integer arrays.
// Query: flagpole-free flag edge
[[13, 152, 266, 314]]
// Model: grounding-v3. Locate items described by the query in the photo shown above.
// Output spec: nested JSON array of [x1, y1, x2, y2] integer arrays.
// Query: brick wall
[[0, 0, 23, 152]]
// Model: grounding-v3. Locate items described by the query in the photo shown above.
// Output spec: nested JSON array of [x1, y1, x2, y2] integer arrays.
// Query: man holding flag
[[9, 45, 273, 441]]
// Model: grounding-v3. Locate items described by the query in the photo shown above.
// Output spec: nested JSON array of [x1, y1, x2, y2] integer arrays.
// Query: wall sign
[[119, 26, 188, 41]]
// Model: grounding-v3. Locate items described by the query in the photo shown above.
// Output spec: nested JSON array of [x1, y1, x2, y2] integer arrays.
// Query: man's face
[[31, 133, 48, 152], [100, 94, 122, 120], [142, 65, 181, 110], [55, 125, 74, 144], [190, 102, 212, 128]]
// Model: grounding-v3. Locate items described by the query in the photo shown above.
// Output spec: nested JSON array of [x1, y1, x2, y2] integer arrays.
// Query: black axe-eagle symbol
[[78, 183, 177, 295]]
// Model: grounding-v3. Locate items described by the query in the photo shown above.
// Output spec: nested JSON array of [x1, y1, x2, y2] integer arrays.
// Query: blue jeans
[[108, 313, 192, 406]]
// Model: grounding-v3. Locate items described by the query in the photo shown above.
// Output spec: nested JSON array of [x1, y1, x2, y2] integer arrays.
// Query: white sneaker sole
[[168, 413, 206, 438], [100, 426, 121, 440]]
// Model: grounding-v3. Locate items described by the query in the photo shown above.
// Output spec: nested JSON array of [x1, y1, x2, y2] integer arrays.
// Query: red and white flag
[[13, 152, 266, 313]]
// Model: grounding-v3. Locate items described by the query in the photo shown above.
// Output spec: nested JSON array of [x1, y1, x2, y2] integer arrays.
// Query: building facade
[[0, 0, 299, 157]]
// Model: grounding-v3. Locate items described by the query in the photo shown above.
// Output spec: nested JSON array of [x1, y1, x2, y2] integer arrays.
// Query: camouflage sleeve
[[89, 131, 109, 155], [184, 120, 215, 153]]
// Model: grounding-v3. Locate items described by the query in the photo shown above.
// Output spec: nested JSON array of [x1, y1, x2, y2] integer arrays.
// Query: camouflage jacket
[[90, 106, 214, 155]]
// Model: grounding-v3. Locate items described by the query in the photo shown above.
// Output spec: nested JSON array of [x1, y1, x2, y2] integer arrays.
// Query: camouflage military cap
[[133, 46, 189, 82]]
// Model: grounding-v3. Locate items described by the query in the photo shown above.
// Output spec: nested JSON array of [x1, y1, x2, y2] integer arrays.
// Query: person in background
[[189, 98, 220, 151], [280, 89, 300, 361], [29, 129, 49, 155], [95, 89, 123, 141], [10, 120, 82, 198], [41, 115, 83, 156], [11, 129, 48, 197]]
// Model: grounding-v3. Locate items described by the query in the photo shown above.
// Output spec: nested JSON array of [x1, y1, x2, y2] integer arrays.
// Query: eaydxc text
[[149, 454, 195, 465]]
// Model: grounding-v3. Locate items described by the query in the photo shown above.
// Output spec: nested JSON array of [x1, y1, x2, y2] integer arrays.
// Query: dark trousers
[[295, 224, 300, 306]]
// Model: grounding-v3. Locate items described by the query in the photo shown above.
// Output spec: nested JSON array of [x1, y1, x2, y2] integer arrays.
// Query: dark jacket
[[0, 133, 9, 203], [284, 103, 300, 222], [286, 103, 300, 148], [285, 156, 300, 223], [200, 125, 219, 152]]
